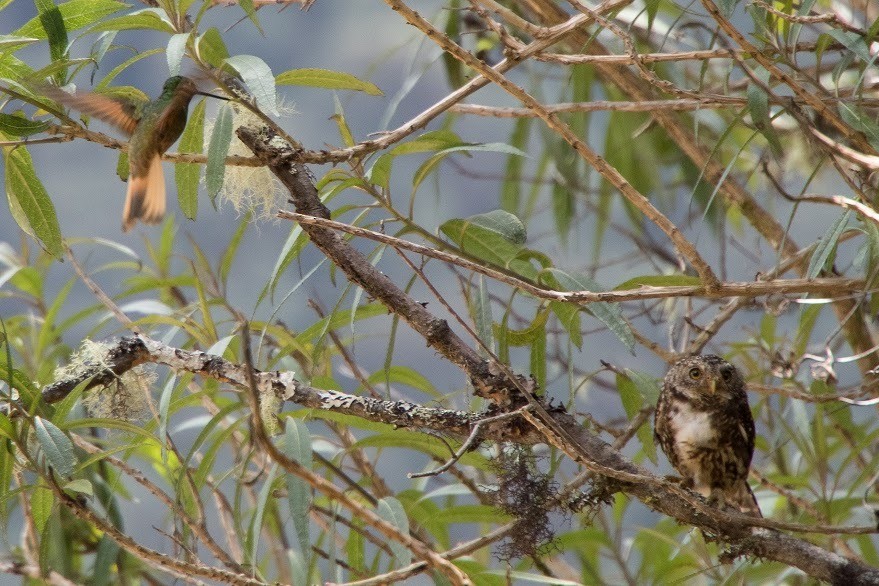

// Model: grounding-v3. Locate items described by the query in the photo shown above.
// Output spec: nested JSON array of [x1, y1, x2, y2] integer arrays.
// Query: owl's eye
[[721, 369, 733, 381], [688, 367, 702, 379]]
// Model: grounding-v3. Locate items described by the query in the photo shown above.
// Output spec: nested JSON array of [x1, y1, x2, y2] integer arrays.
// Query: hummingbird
[[41, 76, 226, 231]]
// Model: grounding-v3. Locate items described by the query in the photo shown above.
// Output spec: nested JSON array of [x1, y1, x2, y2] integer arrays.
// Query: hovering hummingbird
[[42, 76, 227, 231]]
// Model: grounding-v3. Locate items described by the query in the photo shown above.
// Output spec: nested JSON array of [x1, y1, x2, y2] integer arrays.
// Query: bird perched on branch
[[654, 354, 762, 516], [41, 76, 226, 231]]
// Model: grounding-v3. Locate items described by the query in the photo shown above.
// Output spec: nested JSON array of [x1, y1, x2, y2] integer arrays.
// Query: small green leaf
[[718, 0, 739, 17], [0, 34, 39, 51], [224, 54, 278, 116], [87, 8, 175, 34], [276, 68, 383, 95], [545, 269, 634, 352], [3, 143, 63, 258], [377, 497, 411, 566], [282, 420, 312, 555], [174, 98, 206, 221], [613, 274, 703, 290], [206, 103, 233, 202], [0, 112, 49, 137], [63, 478, 94, 496], [166, 33, 190, 76], [15, 0, 126, 38], [746, 68, 782, 155], [33, 417, 75, 476], [195, 28, 229, 69], [35, 0, 68, 67], [31, 485, 54, 535], [440, 210, 527, 267], [807, 211, 851, 279]]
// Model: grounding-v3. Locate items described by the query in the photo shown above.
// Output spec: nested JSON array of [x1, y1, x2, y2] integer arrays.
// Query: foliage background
[[1, 0, 879, 584]]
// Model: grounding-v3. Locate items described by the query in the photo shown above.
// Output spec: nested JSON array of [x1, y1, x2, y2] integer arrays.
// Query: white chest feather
[[671, 403, 715, 448]]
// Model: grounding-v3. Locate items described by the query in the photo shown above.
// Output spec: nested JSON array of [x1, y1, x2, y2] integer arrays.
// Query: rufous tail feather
[[122, 155, 166, 232]]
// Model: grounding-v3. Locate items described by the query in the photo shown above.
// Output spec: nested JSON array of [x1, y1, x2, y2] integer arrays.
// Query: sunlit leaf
[[224, 54, 278, 116], [276, 68, 382, 95]]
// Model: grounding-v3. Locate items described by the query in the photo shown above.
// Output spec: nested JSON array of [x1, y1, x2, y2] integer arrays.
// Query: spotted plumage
[[654, 355, 761, 516]]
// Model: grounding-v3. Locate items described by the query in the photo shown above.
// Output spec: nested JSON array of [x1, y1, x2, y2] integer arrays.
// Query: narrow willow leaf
[[31, 485, 54, 535], [0, 34, 39, 51], [3, 143, 63, 257], [35, 0, 67, 66], [501, 117, 530, 213], [248, 464, 278, 566], [283, 420, 312, 554], [807, 211, 851, 279], [616, 372, 657, 464], [174, 99, 206, 220], [614, 274, 702, 290], [15, 0, 125, 38], [206, 103, 233, 202], [224, 54, 278, 116], [377, 497, 411, 566], [33, 417, 75, 476], [473, 276, 494, 357], [746, 68, 782, 155], [87, 8, 175, 34], [276, 68, 383, 95], [166, 33, 190, 76]]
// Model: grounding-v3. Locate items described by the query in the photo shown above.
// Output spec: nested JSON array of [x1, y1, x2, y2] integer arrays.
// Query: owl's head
[[666, 354, 744, 400]]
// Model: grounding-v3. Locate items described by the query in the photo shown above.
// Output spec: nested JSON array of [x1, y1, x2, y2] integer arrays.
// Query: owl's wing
[[40, 85, 140, 136], [733, 388, 756, 468]]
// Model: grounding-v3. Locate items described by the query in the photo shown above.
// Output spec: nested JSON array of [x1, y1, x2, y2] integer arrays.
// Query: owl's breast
[[670, 401, 716, 448]]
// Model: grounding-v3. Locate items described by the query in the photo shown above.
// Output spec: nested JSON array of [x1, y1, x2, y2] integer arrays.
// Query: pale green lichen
[[203, 102, 297, 222], [58, 340, 153, 422]]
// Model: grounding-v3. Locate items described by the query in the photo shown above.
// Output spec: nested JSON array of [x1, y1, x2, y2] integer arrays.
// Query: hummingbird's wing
[[40, 85, 140, 136]]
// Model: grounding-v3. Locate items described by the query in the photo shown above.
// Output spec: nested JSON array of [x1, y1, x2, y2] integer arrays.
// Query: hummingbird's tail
[[123, 154, 166, 232]]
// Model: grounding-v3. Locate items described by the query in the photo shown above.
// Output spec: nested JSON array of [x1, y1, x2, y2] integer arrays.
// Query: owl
[[654, 355, 761, 516]]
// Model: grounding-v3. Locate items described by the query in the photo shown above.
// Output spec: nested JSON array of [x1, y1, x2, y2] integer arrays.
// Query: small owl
[[654, 355, 761, 516]]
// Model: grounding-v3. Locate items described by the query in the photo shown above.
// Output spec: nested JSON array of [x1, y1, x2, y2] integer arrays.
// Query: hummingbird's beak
[[196, 91, 230, 101]]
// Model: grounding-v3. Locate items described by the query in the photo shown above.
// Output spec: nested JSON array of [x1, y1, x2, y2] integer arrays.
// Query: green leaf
[[827, 29, 874, 64], [377, 497, 411, 566], [616, 371, 658, 464], [282, 419, 312, 555], [0, 34, 39, 52], [3, 142, 63, 258], [838, 103, 879, 152], [31, 485, 54, 535], [807, 211, 851, 279], [174, 98, 206, 221], [35, 0, 68, 67], [545, 269, 634, 352], [63, 478, 94, 496], [440, 210, 527, 267], [613, 274, 703, 290], [33, 417, 75, 476], [501, 118, 530, 214], [718, 0, 739, 17], [746, 68, 782, 156], [276, 68, 383, 95], [206, 103, 233, 202], [14, 0, 126, 38], [166, 33, 189, 76], [248, 464, 278, 566], [365, 365, 439, 397], [87, 8, 175, 34], [0, 113, 49, 137], [224, 54, 278, 116], [195, 28, 229, 69]]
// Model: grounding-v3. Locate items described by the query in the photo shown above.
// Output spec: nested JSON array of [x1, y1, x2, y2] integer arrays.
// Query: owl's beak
[[708, 379, 717, 393]]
